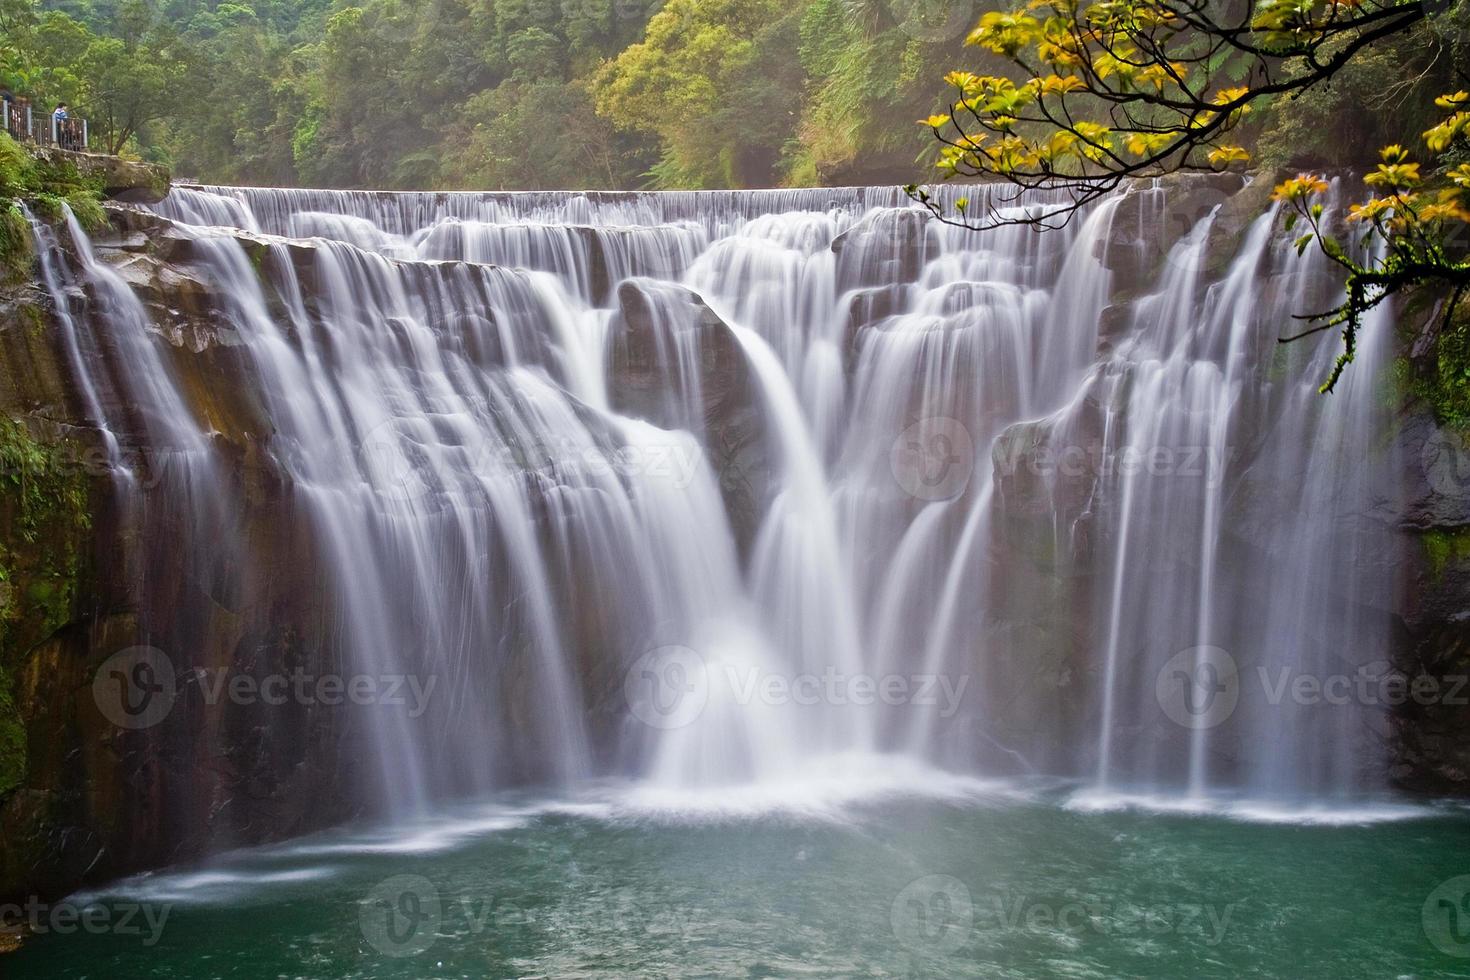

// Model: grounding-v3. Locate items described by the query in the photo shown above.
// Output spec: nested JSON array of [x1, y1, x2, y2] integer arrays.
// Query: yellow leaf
[[1207, 145, 1250, 166], [1424, 113, 1469, 154], [1040, 74, 1085, 95], [1123, 132, 1170, 156], [1364, 161, 1421, 189], [1272, 174, 1329, 202], [1347, 197, 1396, 223], [1420, 201, 1470, 223]]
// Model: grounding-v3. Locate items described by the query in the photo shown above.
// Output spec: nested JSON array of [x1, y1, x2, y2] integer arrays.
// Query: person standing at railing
[[53, 103, 83, 150]]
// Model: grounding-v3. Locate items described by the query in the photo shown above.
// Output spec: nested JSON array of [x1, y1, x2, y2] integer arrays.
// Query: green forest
[[0, 0, 1465, 195], [0, 0, 995, 189], [0, 0, 1464, 191]]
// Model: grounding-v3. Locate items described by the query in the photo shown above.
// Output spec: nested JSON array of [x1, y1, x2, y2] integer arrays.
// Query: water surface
[[11, 774, 1470, 977]]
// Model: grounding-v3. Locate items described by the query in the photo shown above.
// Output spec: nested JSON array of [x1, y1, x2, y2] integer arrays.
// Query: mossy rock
[[0, 416, 95, 802], [1396, 293, 1470, 430], [25, 146, 169, 205], [1422, 528, 1470, 583]]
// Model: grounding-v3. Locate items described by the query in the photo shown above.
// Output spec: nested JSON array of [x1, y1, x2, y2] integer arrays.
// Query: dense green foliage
[[9, 0, 1460, 194], [1, 0, 982, 188]]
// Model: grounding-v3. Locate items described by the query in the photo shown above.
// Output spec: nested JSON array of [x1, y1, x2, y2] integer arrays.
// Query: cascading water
[[34, 178, 1400, 822]]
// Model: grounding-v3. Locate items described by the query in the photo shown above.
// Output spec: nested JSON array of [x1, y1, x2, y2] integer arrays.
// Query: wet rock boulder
[[831, 208, 933, 292], [606, 280, 772, 556], [1099, 173, 1246, 288]]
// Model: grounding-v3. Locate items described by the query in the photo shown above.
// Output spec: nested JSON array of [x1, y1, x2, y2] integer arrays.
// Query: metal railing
[[2, 99, 89, 151]]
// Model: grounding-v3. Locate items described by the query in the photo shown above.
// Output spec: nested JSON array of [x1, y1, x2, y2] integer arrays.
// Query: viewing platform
[[1, 96, 88, 151]]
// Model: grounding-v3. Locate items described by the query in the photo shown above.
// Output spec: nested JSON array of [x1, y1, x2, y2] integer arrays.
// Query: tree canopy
[[0, 0, 984, 190]]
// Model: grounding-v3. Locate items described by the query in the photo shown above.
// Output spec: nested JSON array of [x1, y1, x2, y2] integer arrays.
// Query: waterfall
[[31, 179, 1401, 820]]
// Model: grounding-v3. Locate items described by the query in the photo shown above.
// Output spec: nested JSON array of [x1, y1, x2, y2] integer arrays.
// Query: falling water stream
[[9, 182, 1462, 977]]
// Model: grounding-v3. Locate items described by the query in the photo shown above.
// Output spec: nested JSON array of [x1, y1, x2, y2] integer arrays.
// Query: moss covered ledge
[[1, 131, 172, 287], [24, 146, 170, 205]]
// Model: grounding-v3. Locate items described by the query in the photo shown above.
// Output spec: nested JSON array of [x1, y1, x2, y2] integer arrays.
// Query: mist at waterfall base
[[11, 181, 1465, 975]]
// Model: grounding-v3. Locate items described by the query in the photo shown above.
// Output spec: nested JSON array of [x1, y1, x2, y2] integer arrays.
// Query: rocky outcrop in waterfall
[[605, 279, 772, 555]]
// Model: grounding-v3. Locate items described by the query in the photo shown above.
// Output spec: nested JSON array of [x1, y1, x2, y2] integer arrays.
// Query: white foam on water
[[598, 752, 1038, 823], [55, 776, 1463, 913], [1064, 787, 1437, 825], [70, 866, 337, 907], [272, 813, 533, 857]]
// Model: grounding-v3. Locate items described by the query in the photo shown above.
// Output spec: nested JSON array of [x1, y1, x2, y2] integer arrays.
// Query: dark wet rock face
[[606, 279, 772, 556], [1382, 412, 1470, 794], [982, 387, 1109, 773], [832, 208, 933, 292], [1099, 173, 1247, 285], [0, 206, 365, 906]]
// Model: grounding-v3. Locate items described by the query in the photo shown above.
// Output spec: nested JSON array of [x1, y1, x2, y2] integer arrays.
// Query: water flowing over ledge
[[13, 176, 1414, 885]]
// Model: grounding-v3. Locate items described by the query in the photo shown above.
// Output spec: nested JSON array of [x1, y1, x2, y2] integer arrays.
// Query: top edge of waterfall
[[163, 181, 1107, 209], [163, 174, 1259, 205], [152, 180, 1116, 237], [174, 182, 924, 197]]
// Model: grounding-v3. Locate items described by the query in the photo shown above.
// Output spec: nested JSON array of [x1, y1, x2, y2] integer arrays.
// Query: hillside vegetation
[[1, 0, 985, 188], [1, 0, 1463, 194]]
